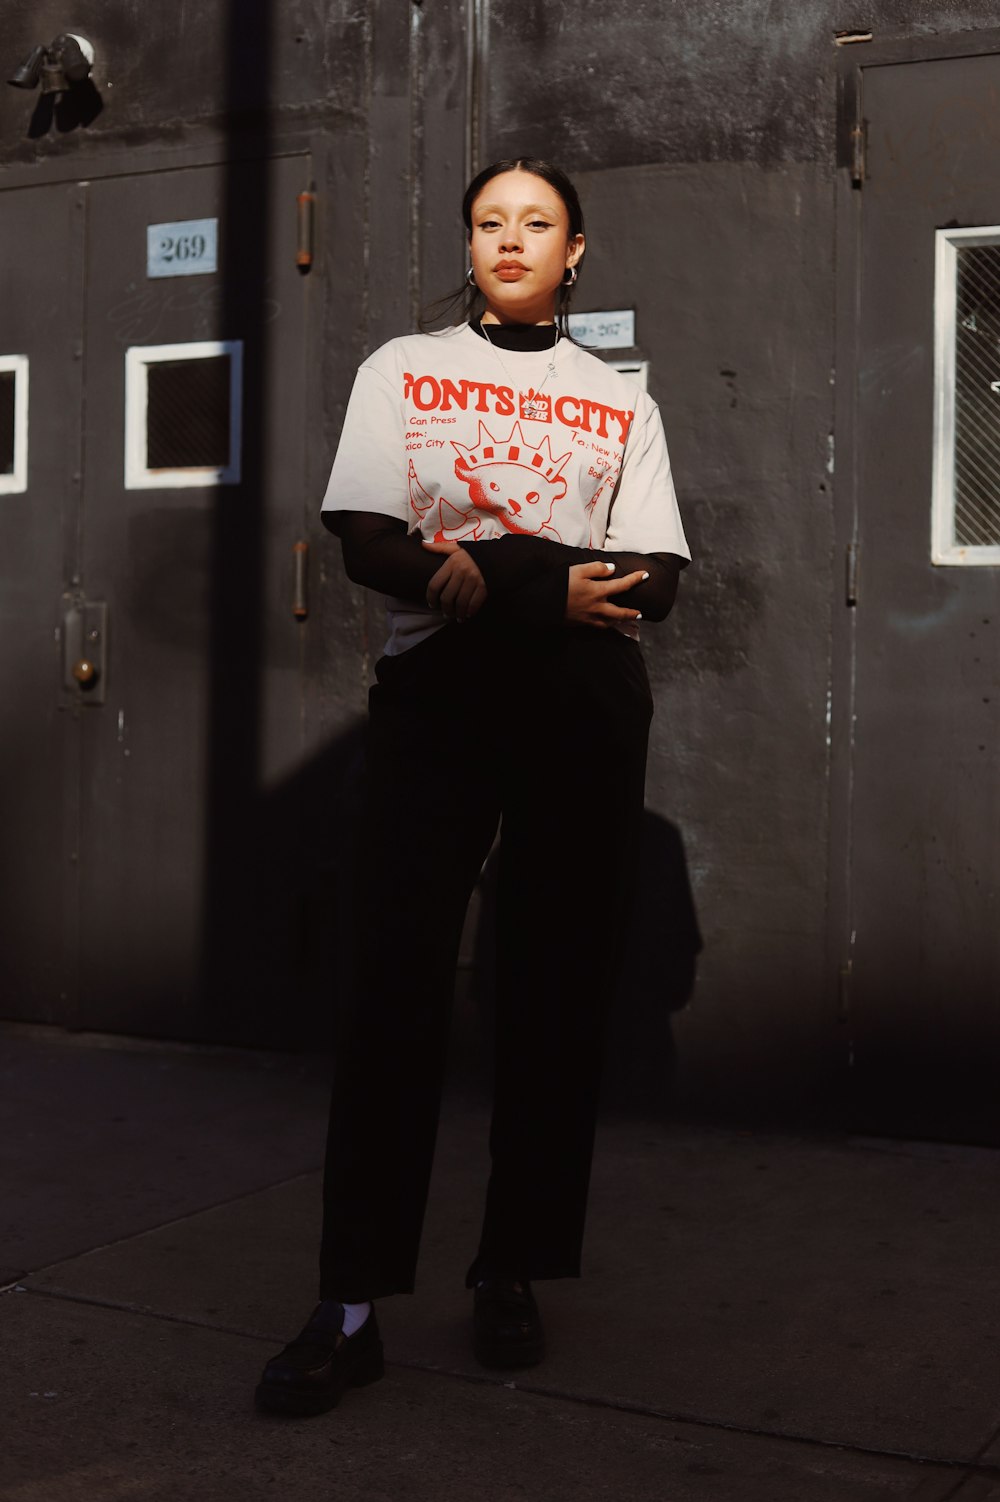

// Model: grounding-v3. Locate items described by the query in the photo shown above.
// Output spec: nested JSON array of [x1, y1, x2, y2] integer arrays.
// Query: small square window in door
[[0, 355, 28, 494], [0, 371, 14, 474], [933, 227, 1000, 564], [125, 339, 242, 488], [954, 244, 1000, 548], [147, 356, 231, 468]]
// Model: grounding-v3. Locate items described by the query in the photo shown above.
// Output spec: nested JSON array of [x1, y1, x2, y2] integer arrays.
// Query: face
[[468, 169, 585, 324]]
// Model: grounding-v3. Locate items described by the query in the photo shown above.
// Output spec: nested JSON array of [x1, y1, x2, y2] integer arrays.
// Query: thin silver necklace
[[479, 320, 560, 420]]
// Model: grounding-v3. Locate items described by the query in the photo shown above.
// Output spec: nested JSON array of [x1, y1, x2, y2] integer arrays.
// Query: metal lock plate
[[63, 599, 108, 705]]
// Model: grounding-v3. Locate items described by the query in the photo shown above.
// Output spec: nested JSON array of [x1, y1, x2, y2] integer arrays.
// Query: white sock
[[341, 1300, 371, 1337]]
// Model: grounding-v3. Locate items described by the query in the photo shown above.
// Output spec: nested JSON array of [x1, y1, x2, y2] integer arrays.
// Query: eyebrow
[[474, 202, 560, 217]]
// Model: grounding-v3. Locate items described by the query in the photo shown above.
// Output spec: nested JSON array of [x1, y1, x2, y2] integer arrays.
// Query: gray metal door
[[849, 53, 1000, 1140], [2, 155, 320, 1043]]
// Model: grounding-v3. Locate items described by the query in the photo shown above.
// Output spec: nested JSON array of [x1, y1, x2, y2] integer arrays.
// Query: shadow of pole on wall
[[200, 0, 273, 1031]]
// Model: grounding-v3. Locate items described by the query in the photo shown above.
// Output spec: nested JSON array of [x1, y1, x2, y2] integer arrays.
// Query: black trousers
[[319, 621, 654, 1302]]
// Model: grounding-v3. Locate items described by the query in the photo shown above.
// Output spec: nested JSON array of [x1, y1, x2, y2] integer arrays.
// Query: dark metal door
[[3, 155, 320, 1044], [0, 183, 83, 1019], [849, 54, 1000, 1140], [79, 156, 314, 1041]]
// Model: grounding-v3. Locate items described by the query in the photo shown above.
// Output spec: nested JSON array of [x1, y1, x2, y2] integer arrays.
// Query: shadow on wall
[[188, 0, 703, 1068], [27, 82, 104, 138], [245, 725, 702, 1117], [199, 0, 273, 1038], [209, 720, 369, 1052], [458, 809, 703, 1116]]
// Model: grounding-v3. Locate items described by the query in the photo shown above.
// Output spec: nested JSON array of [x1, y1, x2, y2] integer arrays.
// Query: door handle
[[292, 540, 309, 620], [72, 658, 98, 685]]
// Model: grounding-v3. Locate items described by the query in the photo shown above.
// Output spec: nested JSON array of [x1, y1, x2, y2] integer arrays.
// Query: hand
[[422, 539, 488, 622], [565, 560, 647, 627]]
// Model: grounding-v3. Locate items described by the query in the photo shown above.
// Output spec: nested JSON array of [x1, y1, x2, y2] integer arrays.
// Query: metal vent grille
[[146, 355, 232, 470], [954, 245, 1000, 547], [0, 370, 15, 475]]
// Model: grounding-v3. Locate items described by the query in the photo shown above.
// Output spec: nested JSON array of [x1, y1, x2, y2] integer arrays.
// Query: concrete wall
[[479, 0, 1000, 1118], [3, 0, 999, 1119]]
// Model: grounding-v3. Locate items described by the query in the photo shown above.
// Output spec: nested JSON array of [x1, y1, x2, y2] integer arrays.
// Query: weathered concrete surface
[[0, 0, 370, 166], [4, 1295, 953, 1502], [8, 1029, 1000, 1497], [486, 0, 1000, 170], [572, 158, 838, 1118], [0, 1025, 330, 1284], [26, 1121, 1000, 1465]]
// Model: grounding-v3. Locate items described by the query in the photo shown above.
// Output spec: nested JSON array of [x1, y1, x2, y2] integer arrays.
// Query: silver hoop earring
[[465, 267, 477, 288], [562, 266, 578, 286]]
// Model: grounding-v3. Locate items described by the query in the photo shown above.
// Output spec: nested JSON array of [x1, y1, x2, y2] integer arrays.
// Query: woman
[[256, 157, 690, 1417]]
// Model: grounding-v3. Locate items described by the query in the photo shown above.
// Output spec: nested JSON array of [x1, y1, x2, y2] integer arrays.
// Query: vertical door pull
[[292, 541, 309, 620], [846, 541, 859, 606], [296, 190, 315, 272]]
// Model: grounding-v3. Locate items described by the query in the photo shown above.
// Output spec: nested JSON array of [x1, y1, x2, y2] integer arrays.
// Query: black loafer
[[473, 1279, 545, 1369], [255, 1302, 384, 1417]]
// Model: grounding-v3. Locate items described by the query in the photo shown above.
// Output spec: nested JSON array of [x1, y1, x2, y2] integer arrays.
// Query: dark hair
[[420, 156, 586, 336]]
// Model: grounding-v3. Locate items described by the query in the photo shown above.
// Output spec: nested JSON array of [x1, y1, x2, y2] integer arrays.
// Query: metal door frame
[[829, 27, 1000, 1072]]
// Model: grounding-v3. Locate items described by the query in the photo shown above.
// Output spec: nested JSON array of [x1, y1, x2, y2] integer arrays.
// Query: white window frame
[[0, 355, 29, 495], [125, 340, 242, 489], [932, 227, 1000, 565]]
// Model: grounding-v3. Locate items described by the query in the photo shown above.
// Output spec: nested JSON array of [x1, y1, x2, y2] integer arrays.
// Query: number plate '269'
[[147, 219, 219, 279]]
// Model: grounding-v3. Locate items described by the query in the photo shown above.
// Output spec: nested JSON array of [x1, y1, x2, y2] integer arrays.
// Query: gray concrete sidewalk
[[4, 1022, 1000, 1501]]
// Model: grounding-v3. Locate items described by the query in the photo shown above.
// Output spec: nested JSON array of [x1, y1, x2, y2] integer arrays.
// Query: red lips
[[494, 259, 528, 281]]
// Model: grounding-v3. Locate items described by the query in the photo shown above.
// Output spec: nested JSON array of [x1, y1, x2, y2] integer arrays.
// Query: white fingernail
[[635, 612, 643, 620], [641, 572, 650, 580], [605, 562, 615, 571]]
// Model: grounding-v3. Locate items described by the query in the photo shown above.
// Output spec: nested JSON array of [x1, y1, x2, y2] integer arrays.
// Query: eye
[[477, 218, 501, 230], [526, 491, 539, 504], [528, 220, 553, 230], [489, 482, 500, 492]]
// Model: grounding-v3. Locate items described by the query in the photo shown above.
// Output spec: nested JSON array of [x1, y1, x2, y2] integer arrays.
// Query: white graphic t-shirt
[[321, 323, 690, 654]]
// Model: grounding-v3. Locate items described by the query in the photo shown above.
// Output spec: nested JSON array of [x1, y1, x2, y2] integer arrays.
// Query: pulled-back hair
[[421, 156, 586, 336]]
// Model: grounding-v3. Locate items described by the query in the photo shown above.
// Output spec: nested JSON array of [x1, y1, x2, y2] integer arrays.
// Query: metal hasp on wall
[[63, 599, 108, 705], [836, 47, 868, 189]]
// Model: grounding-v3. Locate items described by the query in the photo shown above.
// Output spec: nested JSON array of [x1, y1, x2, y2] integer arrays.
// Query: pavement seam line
[[15, 1165, 323, 1279], [14, 1283, 1000, 1479]]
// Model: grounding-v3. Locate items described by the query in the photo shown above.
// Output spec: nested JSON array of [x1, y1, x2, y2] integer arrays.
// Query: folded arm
[[459, 536, 683, 625], [326, 511, 683, 627]]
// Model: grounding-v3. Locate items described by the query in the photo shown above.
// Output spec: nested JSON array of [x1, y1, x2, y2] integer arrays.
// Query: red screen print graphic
[[409, 421, 573, 542], [582, 458, 622, 546], [452, 422, 573, 540], [408, 458, 490, 542]]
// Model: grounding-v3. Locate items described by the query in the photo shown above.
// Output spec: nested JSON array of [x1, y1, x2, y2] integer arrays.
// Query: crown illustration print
[[449, 421, 572, 540]]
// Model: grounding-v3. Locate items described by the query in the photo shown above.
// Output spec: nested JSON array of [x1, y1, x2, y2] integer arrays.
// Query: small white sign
[[567, 308, 635, 349], [147, 219, 218, 279], [607, 359, 649, 393]]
